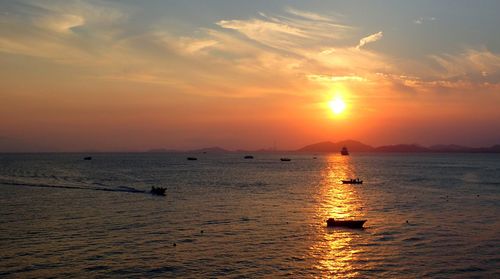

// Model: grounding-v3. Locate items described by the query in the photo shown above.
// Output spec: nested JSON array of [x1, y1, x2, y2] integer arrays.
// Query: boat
[[341, 178, 363, 184], [187, 157, 198, 160], [280, 158, 291, 161], [83, 156, 92, 160], [340, 146, 349, 156], [326, 218, 366, 229], [150, 186, 166, 196], [244, 155, 254, 159]]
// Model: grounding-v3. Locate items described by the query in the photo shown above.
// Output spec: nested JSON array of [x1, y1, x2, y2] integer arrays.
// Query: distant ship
[[341, 147, 349, 156]]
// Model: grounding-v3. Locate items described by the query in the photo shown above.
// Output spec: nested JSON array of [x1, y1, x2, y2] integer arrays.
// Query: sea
[[0, 153, 499, 278]]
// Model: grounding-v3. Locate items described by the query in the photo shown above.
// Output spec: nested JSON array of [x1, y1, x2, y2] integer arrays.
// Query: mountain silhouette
[[145, 142, 500, 154], [297, 140, 374, 152], [297, 141, 500, 153], [190, 146, 229, 153], [373, 144, 430, 152]]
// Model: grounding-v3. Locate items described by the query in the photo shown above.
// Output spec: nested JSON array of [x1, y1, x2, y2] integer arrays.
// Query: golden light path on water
[[310, 154, 367, 278]]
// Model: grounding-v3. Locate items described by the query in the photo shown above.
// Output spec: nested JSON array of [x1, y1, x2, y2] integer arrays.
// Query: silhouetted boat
[[342, 178, 363, 184], [244, 155, 254, 159], [150, 186, 166, 196], [326, 218, 366, 229], [187, 157, 197, 160], [280, 158, 291, 161], [341, 146, 349, 155], [83, 156, 92, 160]]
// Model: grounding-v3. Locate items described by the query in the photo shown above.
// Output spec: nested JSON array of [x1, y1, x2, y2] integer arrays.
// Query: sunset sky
[[1, 0, 499, 151]]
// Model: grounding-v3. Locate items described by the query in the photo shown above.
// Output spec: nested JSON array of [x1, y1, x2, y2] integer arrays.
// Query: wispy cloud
[[284, 7, 333, 21], [307, 74, 367, 82], [428, 48, 500, 82], [414, 17, 436, 24], [375, 47, 500, 92], [0, 0, 126, 63], [215, 7, 350, 54], [216, 18, 308, 51], [177, 37, 218, 54], [37, 13, 85, 33], [0, 2, 497, 100], [356, 31, 383, 50]]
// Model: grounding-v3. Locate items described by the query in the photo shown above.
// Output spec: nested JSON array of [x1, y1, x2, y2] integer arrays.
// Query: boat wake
[[0, 180, 146, 194]]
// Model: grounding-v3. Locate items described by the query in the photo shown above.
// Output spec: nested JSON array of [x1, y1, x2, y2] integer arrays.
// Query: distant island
[[298, 140, 500, 153], [147, 140, 500, 154]]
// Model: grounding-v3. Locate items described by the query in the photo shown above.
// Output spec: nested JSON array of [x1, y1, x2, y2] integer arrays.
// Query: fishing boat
[[244, 155, 254, 159], [342, 178, 363, 184], [280, 158, 291, 161], [150, 186, 166, 196], [187, 157, 198, 160], [326, 218, 366, 229], [340, 146, 349, 156]]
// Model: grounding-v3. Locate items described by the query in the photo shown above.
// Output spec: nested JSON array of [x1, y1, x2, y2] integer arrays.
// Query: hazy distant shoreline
[[1, 140, 499, 154], [143, 140, 500, 154]]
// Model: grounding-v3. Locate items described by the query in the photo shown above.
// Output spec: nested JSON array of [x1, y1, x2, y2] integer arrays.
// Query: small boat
[[280, 158, 291, 161], [83, 156, 92, 160], [187, 157, 198, 160], [342, 178, 363, 184], [326, 218, 366, 229], [341, 147, 349, 156], [244, 155, 254, 159], [150, 186, 166, 196]]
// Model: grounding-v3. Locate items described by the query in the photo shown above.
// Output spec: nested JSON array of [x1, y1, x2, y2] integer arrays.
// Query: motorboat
[[83, 156, 92, 160], [342, 178, 363, 184], [326, 218, 366, 229], [150, 186, 166, 196], [244, 155, 254, 159], [187, 157, 198, 160], [280, 158, 291, 161]]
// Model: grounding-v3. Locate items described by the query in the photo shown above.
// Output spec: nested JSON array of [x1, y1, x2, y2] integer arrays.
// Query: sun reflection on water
[[310, 154, 366, 278]]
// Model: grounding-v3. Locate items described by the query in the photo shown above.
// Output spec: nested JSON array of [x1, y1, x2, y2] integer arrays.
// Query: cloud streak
[[414, 17, 436, 24], [356, 31, 383, 50], [284, 7, 333, 21]]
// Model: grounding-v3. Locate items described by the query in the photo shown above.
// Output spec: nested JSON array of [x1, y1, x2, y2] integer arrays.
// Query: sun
[[328, 97, 346, 115]]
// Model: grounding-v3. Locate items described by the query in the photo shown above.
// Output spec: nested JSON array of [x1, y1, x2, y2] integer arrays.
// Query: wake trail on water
[[0, 180, 147, 194]]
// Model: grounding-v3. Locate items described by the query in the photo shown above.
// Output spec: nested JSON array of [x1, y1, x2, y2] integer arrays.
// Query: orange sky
[[1, 1, 499, 151]]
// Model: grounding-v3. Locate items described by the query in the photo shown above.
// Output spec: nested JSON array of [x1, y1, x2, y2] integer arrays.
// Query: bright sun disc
[[329, 98, 346, 114]]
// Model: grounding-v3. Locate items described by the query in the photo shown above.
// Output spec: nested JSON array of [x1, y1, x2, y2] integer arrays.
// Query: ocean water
[[0, 153, 499, 278]]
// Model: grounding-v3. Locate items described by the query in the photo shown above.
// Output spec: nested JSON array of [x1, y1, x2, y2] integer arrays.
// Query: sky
[[1, 0, 499, 151]]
